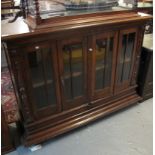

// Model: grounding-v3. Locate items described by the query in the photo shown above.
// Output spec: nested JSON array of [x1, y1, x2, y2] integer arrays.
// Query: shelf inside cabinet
[[32, 79, 53, 88], [63, 72, 82, 79], [120, 58, 131, 63]]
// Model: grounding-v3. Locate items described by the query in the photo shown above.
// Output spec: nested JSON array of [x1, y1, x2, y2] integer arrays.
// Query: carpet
[[1, 67, 19, 123]]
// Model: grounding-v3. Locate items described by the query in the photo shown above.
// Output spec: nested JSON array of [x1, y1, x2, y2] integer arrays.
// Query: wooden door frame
[[89, 31, 118, 101], [21, 41, 62, 120], [114, 27, 138, 94], [57, 37, 89, 110]]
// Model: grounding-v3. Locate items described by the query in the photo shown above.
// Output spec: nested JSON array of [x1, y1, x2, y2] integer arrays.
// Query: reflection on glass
[[28, 48, 56, 109], [63, 43, 84, 100], [122, 33, 135, 80], [117, 34, 127, 83], [95, 37, 113, 90], [117, 32, 135, 83]]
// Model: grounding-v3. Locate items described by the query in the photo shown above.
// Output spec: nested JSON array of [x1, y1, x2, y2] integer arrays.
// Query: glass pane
[[122, 32, 135, 81], [63, 43, 84, 100], [117, 34, 127, 83], [28, 48, 56, 109], [117, 33, 135, 83], [95, 37, 113, 90]]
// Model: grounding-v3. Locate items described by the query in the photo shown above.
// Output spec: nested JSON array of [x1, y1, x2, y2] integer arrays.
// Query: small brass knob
[[88, 48, 93, 52], [35, 46, 40, 50]]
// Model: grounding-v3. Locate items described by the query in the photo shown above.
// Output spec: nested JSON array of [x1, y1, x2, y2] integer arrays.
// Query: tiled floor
[[6, 98, 153, 155]]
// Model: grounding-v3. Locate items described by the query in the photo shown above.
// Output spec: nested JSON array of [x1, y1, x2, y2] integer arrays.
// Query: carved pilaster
[[9, 49, 33, 123]]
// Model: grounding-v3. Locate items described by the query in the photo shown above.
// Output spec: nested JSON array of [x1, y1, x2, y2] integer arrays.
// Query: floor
[[6, 98, 153, 155]]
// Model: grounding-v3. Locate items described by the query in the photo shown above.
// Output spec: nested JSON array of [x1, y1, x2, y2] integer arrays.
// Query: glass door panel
[[28, 48, 56, 108], [95, 37, 113, 90], [117, 33, 136, 83], [58, 38, 87, 110], [26, 43, 61, 118], [63, 44, 84, 100], [115, 28, 137, 93], [92, 31, 118, 100]]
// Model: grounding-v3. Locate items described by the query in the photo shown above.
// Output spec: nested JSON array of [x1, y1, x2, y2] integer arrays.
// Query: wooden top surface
[[1, 18, 31, 38], [1, 12, 152, 41]]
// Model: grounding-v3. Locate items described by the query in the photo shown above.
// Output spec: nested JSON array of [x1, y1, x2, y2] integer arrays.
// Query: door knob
[[88, 48, 93, 52], [35, 46, 40, 50]]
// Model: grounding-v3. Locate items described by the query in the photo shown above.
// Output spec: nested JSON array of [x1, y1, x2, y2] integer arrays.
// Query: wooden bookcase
[[2, 11, 152, 146]]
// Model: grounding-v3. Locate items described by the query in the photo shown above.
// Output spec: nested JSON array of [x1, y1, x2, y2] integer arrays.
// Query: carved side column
[[3, 43, 34, 123]]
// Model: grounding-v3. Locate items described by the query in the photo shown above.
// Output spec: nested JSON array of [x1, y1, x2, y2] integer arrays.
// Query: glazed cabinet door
[[115, 28, 138, 93], [23, 42, 61, 119], [58, 37, 88, 110], [90, 31, 118, 100]]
